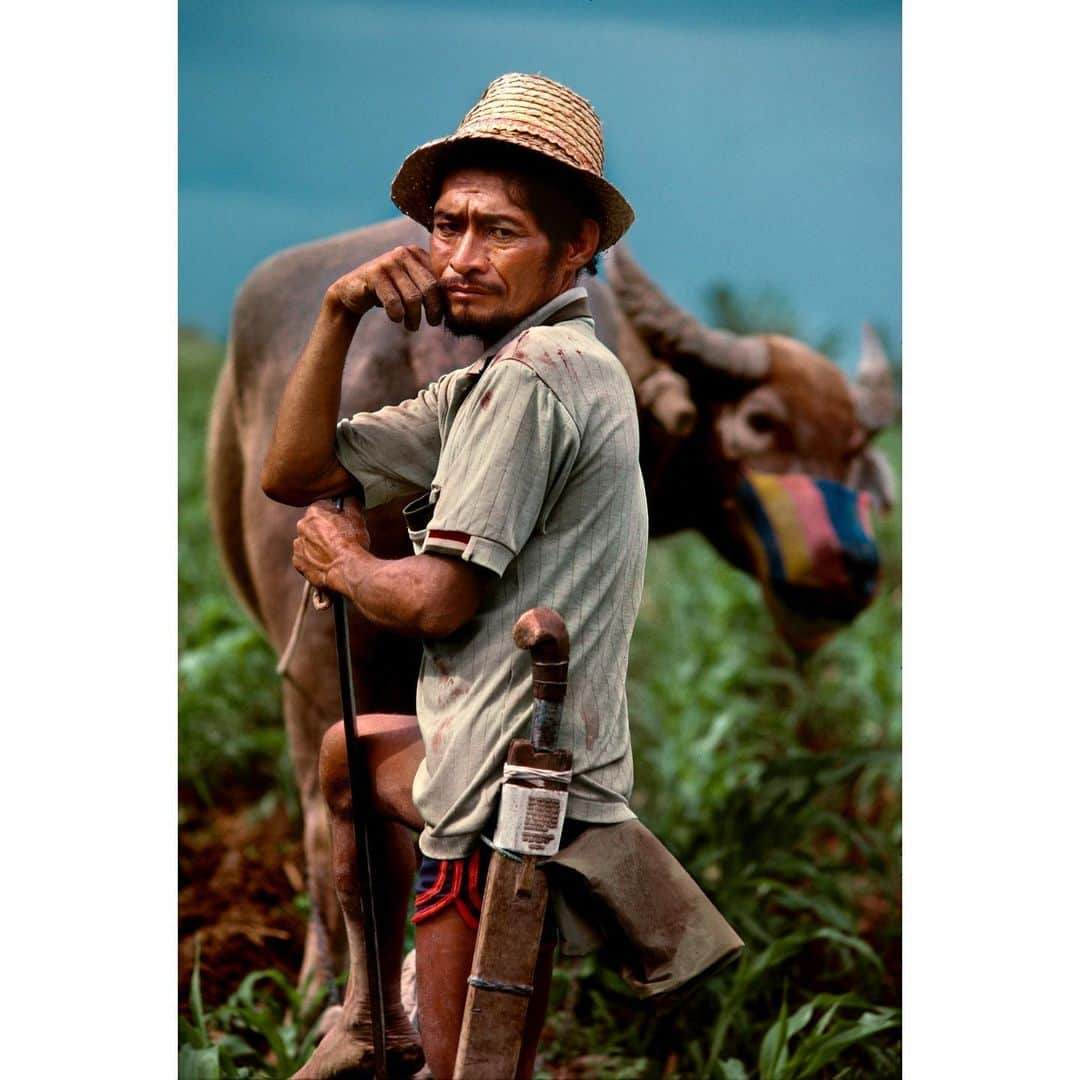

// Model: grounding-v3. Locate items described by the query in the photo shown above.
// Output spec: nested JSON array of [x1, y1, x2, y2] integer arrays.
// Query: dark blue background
[[180, 0, 900, 371]]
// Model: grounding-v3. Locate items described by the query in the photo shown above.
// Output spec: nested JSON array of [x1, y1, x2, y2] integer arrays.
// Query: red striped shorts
[[411, 844, 492, 930]]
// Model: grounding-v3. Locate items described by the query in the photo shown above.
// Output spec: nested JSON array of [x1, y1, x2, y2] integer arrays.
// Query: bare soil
[[179, 792, 305, 1015]]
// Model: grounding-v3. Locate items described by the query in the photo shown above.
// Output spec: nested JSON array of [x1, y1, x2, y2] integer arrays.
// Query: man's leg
[[415, 877, 557, 1079], [294, 713, 426, 1080]]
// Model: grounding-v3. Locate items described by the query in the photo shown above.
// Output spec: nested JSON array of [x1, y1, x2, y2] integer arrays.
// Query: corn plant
[[180, 940, 329, 1080], [179, 319, 901, 1077]]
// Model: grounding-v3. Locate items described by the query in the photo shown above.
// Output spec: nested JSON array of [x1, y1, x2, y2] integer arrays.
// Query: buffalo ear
[[847, 445, 897, 511], [851, 323, 900, 433], [608, 301, 699, 438]]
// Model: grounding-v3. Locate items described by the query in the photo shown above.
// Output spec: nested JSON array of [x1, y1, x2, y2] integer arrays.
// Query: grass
[[180, 326, 901, 1077]]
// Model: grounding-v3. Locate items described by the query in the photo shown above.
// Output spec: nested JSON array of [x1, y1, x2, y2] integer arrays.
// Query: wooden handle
[[512, 607, 569, 706]]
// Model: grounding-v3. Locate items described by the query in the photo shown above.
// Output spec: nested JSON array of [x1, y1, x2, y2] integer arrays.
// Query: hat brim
[[390, 133, 634, 252]]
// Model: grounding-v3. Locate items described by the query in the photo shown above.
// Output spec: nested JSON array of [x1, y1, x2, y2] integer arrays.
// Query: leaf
[[785, 1001, 816, 1040], [794, 1010, 900, 1076], [754, 878, 857, 932], [718, 1060, 749, 1080], [178, 1016, 204, 1047], [745, 934, 815, 981], [178, 1044, 221, 1080], [813, 927, 885, 973], [813, 995, 853, 1036], [189, 937, 208, 1046], [758, 997, 789, 1079]]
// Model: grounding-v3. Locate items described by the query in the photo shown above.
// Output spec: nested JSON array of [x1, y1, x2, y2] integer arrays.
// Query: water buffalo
[[206, 214, 897, 996]]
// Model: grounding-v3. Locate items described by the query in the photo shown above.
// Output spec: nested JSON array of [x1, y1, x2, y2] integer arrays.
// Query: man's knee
[[318, 720, 352, 816]]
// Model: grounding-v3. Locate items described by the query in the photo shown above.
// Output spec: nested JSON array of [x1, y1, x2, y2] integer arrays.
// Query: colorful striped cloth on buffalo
[[734, 471, 880, 653]]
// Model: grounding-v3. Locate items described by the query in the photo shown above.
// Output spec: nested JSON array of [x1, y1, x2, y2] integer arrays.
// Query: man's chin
[[442, 311, 519, 347]]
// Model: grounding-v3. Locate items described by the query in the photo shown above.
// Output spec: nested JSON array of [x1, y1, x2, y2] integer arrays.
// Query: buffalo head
[[605, 245, 899, 648]]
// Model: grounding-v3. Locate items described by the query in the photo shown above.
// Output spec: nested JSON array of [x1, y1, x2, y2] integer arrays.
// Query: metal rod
[[329, 498, 388, 1079]]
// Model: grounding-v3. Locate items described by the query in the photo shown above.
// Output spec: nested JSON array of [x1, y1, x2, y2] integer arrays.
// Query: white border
[[904, 1, 1079, 1073], [3, 1, 176, 1073]]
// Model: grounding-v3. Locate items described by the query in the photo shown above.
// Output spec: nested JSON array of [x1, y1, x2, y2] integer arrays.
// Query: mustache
[[440, 276, 497, 294]]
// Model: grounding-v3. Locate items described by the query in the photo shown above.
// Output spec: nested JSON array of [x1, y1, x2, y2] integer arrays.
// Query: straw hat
[[391, 73, 634, 251]]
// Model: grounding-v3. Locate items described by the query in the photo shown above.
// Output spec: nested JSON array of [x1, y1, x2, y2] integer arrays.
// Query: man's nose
[[449, 228, 488, 275]]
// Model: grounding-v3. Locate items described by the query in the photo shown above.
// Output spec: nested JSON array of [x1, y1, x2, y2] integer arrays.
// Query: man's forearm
[[261, 293, 362, 503], [326, 548, 481, 640], [262, 245, 444, 505]]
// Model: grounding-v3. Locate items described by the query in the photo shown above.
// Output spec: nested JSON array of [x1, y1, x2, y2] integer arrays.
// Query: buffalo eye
[[746, 412, 776, 434]]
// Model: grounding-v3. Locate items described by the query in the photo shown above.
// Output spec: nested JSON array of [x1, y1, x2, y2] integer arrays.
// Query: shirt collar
[[464, 286, 591, 375]]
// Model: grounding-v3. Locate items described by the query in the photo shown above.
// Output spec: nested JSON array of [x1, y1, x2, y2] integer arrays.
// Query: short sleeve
[[334, 380, 442, 508], [421, 360, 580, 577]]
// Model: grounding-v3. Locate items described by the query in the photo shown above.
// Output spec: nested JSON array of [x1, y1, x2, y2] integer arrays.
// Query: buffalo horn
[[851, 323, 899, 433], [611, 302, 698, 437], [606, 244, 769, 381]]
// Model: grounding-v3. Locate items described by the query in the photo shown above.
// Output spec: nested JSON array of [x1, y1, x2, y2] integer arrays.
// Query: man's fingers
[[385, 262, 424, 332], [371, 269, 406, 323], [292, 537, 308, 572], [338, 246, 442, 329], [335, 269, 376, 316], [402, 247, 443, 326]]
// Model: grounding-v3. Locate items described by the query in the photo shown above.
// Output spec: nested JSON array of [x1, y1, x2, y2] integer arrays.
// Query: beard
[[441, 307, 522, 347], [439, 257, 565, 347]]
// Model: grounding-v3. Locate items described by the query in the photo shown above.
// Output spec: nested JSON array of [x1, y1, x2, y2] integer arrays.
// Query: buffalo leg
[[293, 713, 426, 1079], [281, 675, 350, 1001]]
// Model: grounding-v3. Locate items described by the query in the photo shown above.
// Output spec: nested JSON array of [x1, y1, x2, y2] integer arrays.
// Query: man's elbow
[[412, 564, 484, 639], [415, 604, 471, 640], [260, 456, 343, 506], [260, 464, 309, 507]]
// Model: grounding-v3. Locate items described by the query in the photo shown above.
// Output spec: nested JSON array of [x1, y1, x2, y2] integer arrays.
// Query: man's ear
[[565, 218, 600, 273]]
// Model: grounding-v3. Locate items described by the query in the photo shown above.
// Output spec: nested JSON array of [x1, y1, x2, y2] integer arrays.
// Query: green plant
[[527, 422, 902, 1077], [178, 300, 902, 1075], [180, 940, 328, 1079], [179, 330, 288, 807]]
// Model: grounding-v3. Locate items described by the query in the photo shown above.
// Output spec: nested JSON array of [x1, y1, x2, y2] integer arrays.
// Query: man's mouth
[[444, 284, 492, 297]]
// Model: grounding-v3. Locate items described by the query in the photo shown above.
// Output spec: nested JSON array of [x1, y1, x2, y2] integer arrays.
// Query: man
[[263, 73, 740, 1079]]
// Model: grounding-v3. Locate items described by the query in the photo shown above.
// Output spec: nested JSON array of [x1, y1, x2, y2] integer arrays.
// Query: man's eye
[[747, 412, 776, 434], [490, 227, 514, 239], [434, 221, 458, 236]]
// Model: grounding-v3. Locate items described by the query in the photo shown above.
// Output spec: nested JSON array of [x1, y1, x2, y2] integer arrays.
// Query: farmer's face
[[430, 168, 574, 345]]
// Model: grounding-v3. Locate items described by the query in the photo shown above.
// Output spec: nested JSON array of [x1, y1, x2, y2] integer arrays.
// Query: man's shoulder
[[491, 320, 630, 403]]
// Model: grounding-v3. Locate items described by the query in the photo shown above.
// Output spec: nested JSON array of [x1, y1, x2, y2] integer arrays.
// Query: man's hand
[[292, 496, 371, 592], [330, 245, 444, 332]]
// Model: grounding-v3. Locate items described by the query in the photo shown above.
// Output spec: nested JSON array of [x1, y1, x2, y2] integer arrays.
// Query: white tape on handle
[[493, 765, 570, 857], [502, 764, 573, 785]]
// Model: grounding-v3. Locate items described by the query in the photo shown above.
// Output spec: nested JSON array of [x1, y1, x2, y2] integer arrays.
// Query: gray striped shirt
[[335, 287, 647, 858]]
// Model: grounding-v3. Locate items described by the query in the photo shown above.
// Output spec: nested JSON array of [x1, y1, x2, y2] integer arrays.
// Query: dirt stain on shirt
[[582, 708, 600, 751], [430, 714, 455, 763]]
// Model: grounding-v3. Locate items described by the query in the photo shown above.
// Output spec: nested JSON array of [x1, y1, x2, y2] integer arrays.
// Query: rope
[[278, 585, 340, 1006], [502, 764, 573, 785], [276, 582, 313, 677], [467, 975, 533, 998]]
